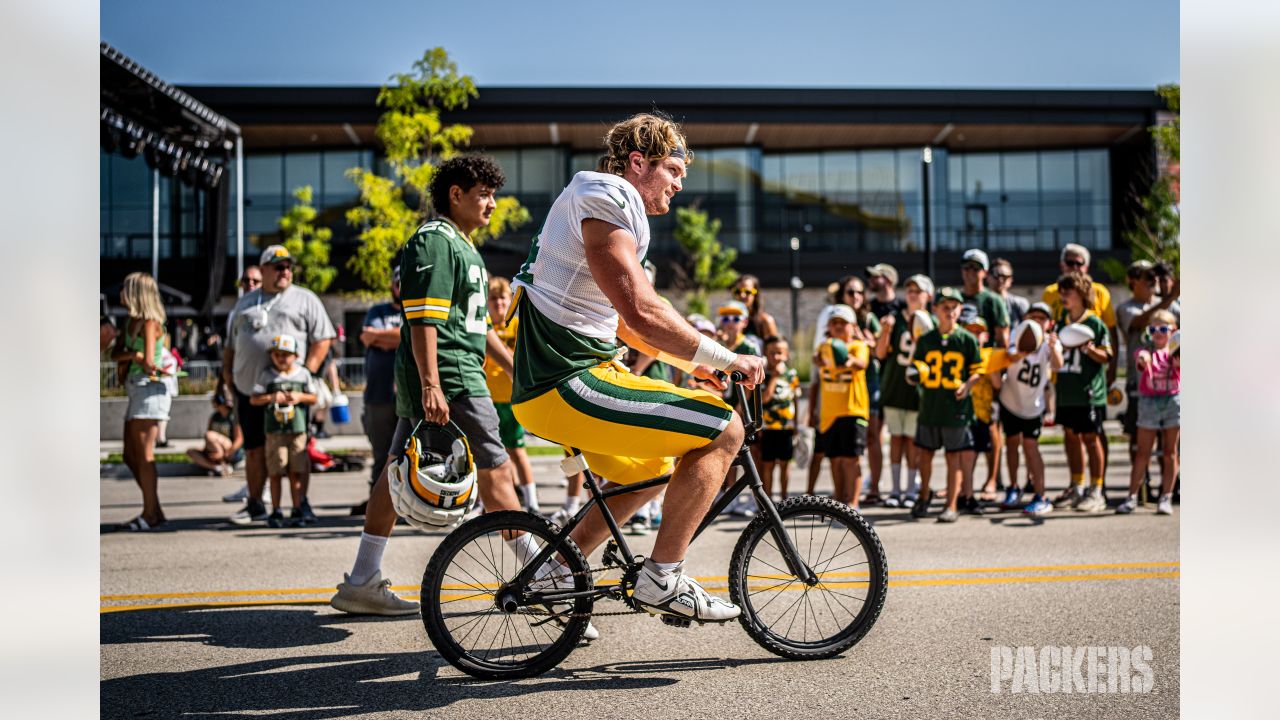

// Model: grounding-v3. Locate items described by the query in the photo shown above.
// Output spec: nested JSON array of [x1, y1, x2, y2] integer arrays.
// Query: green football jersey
[[511, 296, 619, 405], [1054, 312, 1110, 407], [913, 326, 983, 427], [879, 309, 920, 411], [762, 367, 800, 430], [962, 288, 1011, 347], [395, 218, 492, 418]]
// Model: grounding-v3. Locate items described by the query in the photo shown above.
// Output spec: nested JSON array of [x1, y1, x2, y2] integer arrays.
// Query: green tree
[[345, 48, 529, 292], [670, 206, 738, 316], [277, 185, 336, 293], [1109, 83, 1179, 280]]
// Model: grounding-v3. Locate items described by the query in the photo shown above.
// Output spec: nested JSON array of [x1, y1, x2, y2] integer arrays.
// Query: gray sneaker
[[937, 509, 959, 523], [633, 561, 740, 622], [329, 571, 420, 616], [1115, 496, 1138, 514], [1076, 491, 1108, 513]]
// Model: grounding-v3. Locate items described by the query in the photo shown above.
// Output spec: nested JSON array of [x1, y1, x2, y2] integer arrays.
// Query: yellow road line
[[101, 570, 1178, 614], [101, 562, 1179, 602]]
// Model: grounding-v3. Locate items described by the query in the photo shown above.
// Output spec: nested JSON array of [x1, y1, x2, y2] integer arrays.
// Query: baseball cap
[[1126, 259, 1155, 277], [961, 249, 989, 271], [904, 274, 934, 296], [692, 318, 716, 334], [963, 316, 988, 332], [828, 304, 856, 323], [1026, 301, 1053, 318], [717, 300, 749, 318], [260, 244, 293, 266], [934, 287, 965, 305], [865, 263, 899, 286], [270, 334, 299, 354]]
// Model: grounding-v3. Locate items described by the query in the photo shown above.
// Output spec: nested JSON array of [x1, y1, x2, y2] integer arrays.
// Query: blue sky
[[101, 0, 1178, 88]]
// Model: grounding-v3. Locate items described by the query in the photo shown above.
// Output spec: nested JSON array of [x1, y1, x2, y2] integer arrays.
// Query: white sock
[[891, 464, 903, 495], [506, 532, 539, 565], [523, 483, 541, 512], [349, 532, 388, 586], [907, 467, 920, 495], [562, 495, 580, 513], [647, 559, 682, 577]]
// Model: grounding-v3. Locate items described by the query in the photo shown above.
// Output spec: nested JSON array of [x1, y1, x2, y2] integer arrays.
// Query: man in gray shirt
[[222, 245, 335, 524]]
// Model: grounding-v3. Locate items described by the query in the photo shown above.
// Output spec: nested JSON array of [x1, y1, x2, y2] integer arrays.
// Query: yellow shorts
[[514, 362, 734, 485]]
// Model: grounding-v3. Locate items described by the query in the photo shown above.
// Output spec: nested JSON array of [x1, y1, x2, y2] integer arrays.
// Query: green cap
[[935, 287, 964, 305]]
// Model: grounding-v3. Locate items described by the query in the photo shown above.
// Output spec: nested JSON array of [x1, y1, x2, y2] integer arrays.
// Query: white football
[[1012, 319, 1044, 353], [1058, 323, 1096, 349], [911, 310, 935, 340]]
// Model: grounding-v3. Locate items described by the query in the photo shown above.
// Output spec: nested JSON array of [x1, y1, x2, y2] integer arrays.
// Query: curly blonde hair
[[597, 112, 693, 176]]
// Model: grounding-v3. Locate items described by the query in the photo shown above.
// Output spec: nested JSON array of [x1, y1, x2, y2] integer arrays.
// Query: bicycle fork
[[736, 446, 819, 587]]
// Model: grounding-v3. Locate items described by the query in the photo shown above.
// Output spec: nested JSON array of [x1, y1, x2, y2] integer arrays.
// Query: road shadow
[[102, 607, 362, 650], [100, 648, 678, 719]]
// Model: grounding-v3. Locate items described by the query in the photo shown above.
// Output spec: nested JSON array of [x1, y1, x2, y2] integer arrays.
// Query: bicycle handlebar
[[727, 371, 764, 436]]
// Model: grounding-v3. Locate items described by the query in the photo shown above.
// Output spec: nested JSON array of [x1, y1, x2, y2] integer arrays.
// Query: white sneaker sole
[[329, 594, 420, 616]]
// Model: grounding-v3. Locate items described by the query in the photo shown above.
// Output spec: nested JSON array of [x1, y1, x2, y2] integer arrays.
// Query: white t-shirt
[[998, 339, 1061, 419], [512, 171, 649, 339]]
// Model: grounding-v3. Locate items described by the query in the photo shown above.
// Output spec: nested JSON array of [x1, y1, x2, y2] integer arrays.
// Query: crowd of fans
[[107, 240, 1180, 531]]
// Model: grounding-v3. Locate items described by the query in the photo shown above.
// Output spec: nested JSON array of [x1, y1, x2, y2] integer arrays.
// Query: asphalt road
[[101, 440, 1179, 720]]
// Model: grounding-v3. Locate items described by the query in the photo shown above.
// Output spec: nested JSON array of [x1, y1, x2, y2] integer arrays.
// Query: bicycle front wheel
[[728, 495, 888, 660], [421, 511, 592, 679]]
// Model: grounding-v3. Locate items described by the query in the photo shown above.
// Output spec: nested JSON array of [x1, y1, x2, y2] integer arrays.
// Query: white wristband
[[692, 334, 737, 371]]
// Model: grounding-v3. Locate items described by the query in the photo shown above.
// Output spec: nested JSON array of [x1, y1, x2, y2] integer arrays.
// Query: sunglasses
[[1152, 325, 1173, 334], [733, 287, 758, 297], [844, 288, 864, 296], [1063, 259, 1086, 268], [961, 264, 983, 272], [240, 278, 262, 287], [271, 263, 293, 271], [719, 315, 745, 324], [990, 273, 1012, 280]]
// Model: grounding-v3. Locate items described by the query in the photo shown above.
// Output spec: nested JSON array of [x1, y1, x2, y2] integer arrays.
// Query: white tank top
[[998, 340, 1060, 419], [512, 171, 649, 339]]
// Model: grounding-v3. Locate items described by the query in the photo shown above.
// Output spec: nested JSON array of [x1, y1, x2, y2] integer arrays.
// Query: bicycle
[[421, 372, 889, 679]]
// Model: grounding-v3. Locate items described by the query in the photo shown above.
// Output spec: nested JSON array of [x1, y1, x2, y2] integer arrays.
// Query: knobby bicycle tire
[[728, 495, 888, 660], [422, 511, 592, 679]]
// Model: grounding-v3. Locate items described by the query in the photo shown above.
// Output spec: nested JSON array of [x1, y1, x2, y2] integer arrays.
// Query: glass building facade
[[101, 142, 1113, 286]]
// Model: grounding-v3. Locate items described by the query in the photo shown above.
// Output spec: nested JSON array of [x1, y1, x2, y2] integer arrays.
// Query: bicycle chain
[[517, 562, 645, 619]]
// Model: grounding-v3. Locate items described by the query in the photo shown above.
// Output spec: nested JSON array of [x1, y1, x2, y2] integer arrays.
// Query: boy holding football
[[1050, 272, 1113, 513], [814, 305, 871, 507], [990, 302, 1063, 516]]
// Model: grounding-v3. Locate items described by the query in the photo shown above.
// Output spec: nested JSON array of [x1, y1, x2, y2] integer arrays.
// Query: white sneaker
[[530, 562, 599, 641], [222, 484, 249, 503], [550, 506, 576, 529], [329, 571, 420, 616], [1156, 495, 1173, 515], [902, 494, 917, 509], [632, 561, 740, 622], [1075, 491, 1107, 513], [883, 495, 901, 508], [1115, 496, 1138, 514]]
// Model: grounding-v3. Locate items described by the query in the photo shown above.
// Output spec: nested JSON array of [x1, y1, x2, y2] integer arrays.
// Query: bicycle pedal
[[659, 615, 693, 629]]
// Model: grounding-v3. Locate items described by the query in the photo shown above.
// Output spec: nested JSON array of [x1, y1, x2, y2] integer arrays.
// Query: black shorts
[[998, 402, 1043, 440], [812, 425, 828, 456], [1121, 384, 1139, 436], [969, 420, 993, 453], [235, 389, 267, 451], [915, 424, 974, 453], [1057, 405, 1105, 436], [760, 429, 794, 462], [821, 417, 868, 459]]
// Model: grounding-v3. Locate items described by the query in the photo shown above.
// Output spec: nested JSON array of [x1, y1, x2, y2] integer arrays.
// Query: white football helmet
[[387, 420, 477, 531]]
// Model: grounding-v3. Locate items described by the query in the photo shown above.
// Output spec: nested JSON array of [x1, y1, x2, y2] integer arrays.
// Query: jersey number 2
[[465, 265, 489, 336]]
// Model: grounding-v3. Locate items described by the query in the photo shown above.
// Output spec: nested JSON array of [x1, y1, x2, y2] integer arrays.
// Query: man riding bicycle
[[509, 113, 766, 623]]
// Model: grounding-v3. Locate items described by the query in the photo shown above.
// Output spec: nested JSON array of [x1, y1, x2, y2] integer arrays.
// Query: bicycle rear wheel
[[421, 511, 592, 679], [728, 495, 888, 659]]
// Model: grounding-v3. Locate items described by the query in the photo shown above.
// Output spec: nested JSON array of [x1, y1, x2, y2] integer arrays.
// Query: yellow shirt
[[970, 347, 1001, 424], [1043, 283, 1116, 329], [484, 316, 518, 403], [817, 338, 870, 432]]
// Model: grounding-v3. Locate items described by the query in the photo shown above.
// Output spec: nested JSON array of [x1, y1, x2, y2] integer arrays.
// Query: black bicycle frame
[[512, 374, 818, 606]]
